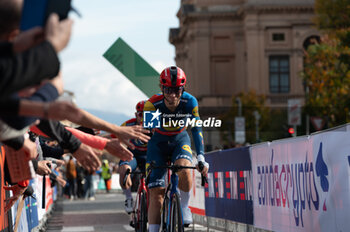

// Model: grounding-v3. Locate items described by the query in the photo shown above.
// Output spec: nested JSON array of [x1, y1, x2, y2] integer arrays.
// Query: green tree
[[219, 90, 271, 145], [315, 0, 350, 30], [302, 34, 350, 127], [302, 0, 350, 127]]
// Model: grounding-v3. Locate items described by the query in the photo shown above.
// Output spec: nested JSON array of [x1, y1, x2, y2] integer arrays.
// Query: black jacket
[[0, 41, 60, 99]]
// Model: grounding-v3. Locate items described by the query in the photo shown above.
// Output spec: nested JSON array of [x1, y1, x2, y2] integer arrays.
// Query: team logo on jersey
[[182, 145, 192, 154], [143, 109, 161, 128]]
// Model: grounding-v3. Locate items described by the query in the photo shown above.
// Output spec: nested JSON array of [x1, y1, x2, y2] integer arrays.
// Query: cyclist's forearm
[[191, 126, 204, 156]]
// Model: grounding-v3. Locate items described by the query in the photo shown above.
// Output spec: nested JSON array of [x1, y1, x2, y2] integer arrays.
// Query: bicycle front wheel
[[169, 193, 183, 232], [139, 191, 147, 232], [161, 195, 169, 232]]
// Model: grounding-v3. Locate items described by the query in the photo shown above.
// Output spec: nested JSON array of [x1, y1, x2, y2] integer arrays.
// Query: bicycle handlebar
[[148, 164, 196, 172], [147, 162, 208, 187]]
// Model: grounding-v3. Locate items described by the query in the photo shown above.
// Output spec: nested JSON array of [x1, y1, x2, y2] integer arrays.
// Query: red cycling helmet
[[136, 100, 146, 112], [160, 66, 186, 87]]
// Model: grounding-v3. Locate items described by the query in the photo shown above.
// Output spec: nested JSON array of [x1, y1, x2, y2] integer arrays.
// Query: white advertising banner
[[311, 129, 350, 232], [189, 157, 205, 215], [251, 126, 350, 232], [34, 175, 45, 221], [34, 175, 53, 220]]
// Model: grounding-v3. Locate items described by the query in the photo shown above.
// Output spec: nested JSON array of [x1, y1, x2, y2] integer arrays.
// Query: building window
[[269, 56, 290, 93], [272, 33, 285, 41], [303, 35, 320, 50]]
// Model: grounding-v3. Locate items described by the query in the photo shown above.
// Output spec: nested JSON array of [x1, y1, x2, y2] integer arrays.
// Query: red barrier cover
[[4, 146, 34, 183], [0, 146, 12, 232]]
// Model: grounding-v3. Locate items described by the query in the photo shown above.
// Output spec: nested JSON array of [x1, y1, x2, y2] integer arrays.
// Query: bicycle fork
[[166, 173, 183, 231]]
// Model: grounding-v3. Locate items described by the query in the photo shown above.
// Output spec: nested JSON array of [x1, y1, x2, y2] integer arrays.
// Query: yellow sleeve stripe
[[144, 101, 156, 111]]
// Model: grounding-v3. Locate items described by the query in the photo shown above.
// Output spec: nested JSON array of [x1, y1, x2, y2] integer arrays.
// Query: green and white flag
[[103, 37, 159, 97]]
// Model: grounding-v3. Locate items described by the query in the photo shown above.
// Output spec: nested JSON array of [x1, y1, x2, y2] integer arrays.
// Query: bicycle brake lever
[[198, 162, 208, 186]]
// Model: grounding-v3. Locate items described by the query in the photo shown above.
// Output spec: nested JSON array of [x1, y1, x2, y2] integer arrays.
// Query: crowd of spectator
[[0, 0, 149, 212]]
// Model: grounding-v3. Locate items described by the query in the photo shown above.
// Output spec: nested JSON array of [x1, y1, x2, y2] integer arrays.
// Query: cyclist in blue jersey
[[144, 66, 209, 232], [119, 100, 148, 214]]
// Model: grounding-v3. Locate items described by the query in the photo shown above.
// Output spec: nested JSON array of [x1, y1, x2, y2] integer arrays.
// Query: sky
[[60, 0, 180, 117]]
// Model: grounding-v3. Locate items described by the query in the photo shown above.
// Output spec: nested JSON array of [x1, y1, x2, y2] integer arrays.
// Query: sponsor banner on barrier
[[0, 146, 57, 232], [14, 175, 56, 231], [45, 177, 54, 211], [311, 130, 350, 232], [204, 147, 253, 224], [25, 180, 39, 230], [251, 128, 350, 232], [11, 197, 29, 232], [189, 157, 205, 215], [34, 175, 45, 221], [34, 175, 53, 221], [251, 138, 313, 232]]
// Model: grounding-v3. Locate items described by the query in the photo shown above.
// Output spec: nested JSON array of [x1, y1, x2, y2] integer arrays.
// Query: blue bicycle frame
[[147, 162, 207, 232], [166, 172, 181, 230]]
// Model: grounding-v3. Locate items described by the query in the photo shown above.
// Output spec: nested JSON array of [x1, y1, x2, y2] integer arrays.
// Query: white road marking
[[123, 225, 134, 231], [61, 226, 94, 231]]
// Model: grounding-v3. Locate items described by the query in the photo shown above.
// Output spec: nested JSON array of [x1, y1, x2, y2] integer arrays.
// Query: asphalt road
[[45, 192, 207, 232], [46, 192, 132, 232]]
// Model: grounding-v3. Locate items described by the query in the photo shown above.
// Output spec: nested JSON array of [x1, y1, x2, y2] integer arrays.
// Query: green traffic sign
[[103, 37, 160, 97]]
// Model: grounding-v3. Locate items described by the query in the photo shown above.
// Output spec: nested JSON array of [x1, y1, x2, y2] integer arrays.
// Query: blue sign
[[25, 180, 39, 231], [204, 147, 253, 224], [143, 110, 161, 128]]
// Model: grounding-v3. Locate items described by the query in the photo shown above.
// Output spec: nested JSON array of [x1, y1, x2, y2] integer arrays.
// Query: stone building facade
[[169, 0, 319, 108], [169, 0, 320, 149]]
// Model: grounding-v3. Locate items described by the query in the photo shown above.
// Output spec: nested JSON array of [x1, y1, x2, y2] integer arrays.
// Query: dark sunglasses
[[163, 86, 184, 95]]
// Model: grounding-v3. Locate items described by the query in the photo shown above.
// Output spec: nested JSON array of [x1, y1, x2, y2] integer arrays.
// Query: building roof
[[245, 0, 314, 7]]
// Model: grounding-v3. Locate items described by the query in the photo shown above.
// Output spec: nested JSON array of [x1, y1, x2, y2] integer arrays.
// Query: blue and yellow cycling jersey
[[119, 118, 147, 171], [144, 91, 204, 156]]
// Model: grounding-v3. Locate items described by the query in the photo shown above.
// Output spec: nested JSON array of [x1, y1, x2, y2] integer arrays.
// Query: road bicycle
[[147, 161, 207, 232], [124, 169, 148, 232]]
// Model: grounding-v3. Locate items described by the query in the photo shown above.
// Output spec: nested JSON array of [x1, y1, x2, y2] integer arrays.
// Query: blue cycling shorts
[[119, 150, 147, 173], [146, 131, 193, 189]]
